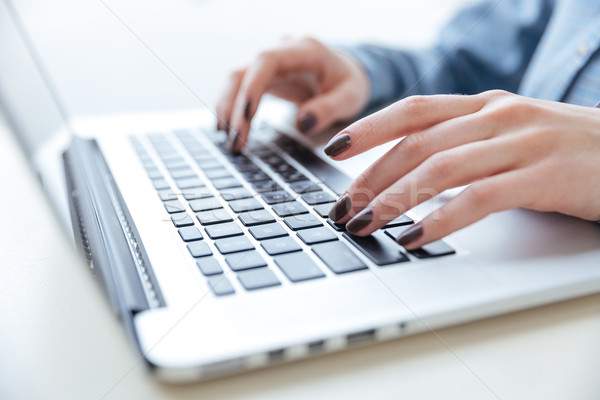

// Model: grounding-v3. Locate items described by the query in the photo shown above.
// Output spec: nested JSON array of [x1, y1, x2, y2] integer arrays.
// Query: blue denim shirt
[[344, 0, 600, 110]]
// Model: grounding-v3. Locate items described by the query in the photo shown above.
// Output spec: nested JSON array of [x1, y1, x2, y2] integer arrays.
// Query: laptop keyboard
[[128, 129, 455, 297]]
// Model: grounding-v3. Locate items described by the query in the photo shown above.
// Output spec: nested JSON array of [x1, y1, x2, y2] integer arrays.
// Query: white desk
[[2, 1, 600, 399]]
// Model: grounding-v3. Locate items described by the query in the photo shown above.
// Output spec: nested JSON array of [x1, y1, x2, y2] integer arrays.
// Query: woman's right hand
[[215, 36, 370, 153]]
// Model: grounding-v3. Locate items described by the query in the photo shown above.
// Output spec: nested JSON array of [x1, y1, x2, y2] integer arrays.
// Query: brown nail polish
[[244, 99, 251, 121], [298, 113, 317, 133], [346, 207, 374, 234], [324, 133, 351, 157], [229, 129, 241, 154], [328, 193, 351, 221], [395, 224, 423, 247]]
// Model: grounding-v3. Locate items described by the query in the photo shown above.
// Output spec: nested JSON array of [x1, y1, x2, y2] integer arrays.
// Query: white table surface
[[2, 1, 600, 399]]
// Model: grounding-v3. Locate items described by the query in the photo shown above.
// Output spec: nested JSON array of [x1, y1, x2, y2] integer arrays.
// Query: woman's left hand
[[326, 90, 600, 249]]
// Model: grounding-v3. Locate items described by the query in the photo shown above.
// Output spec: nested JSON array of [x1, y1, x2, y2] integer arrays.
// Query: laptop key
[[207, 276, 235, 296], [313, 203, 332, 218], [212, 177, 242, 190], [196, 209, 233, 225], [289, 180, 321, 194], [164, 199, 186, 213], [249, 223, 288, 240], [343, 231, 409, 266], [146, 167, 163, 180], [225, 250, 268, 271], [196, 159, 223, 170], [327, 219, 346, 231], [238, 210, 276, 226], [261, 237, 302, 255], [205, 222, 243, 239], [178, 226, 203, 242], [243, 171, 270, 182], [219, 187, 253, 201], [409, 241, 456, 259], [188, 197, 223, 212], [284, 214, 322, 230], [229, 198, 264, 213], [275, 253, 326, 282], [280, 170, 306, 182], [384, 214, 414, 228], [215, 236, 254, 254], [237, 268, 281, 291], [152, 178, 170, 190], [170, 167, 196, 180], [157, 188, 178, 201], [204, 168, 232, 180], [301, 191, 335, 205], [182, 186, 213, 200], [171, 212, 194, 227], [272, 201, 308, 217], [197, 257, 223, 275], [175, 177, 204, 189], [253, 180, 280, 193], [187, 241, 213, 258], [261, 190, 294, 204], [312, 242, 367, 274], [296, 227, 338, 244]]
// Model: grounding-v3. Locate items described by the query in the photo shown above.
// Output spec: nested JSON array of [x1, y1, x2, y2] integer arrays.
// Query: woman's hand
[[326, 90, 600, 249], [215, 36, 370, 152]]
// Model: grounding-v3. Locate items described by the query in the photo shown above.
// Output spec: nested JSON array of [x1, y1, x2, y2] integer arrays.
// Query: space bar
[[286, 147, 353, 195]]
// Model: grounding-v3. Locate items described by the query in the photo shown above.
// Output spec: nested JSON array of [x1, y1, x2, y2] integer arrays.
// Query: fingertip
[[394, 223, 424, 249], [324, 133, 352, 158], [297, 112, 317, 134]]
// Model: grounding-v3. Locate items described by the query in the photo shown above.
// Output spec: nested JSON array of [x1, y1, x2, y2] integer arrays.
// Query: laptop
[[3, 0, 600, 382]]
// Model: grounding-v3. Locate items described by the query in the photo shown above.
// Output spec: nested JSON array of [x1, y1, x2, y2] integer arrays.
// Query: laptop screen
[[0, 1, 68, 157]]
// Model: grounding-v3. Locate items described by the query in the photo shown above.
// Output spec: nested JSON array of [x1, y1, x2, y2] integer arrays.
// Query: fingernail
[[217, 120, 223, 131], [298, 113, 317, 133], [395, 224, 423, 247], [324, 133, 351, 157], [328, 193, 351, 221], [346, 206, 374, 234], [229, 129, 241, 154], [244, 99, 251, 121]]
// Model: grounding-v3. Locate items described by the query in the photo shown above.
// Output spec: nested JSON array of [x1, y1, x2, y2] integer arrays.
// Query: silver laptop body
[[2, 0, 600, 382]]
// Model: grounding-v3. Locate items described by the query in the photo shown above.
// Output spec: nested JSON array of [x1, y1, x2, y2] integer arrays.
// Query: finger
[[393, 170, 531, 249], [343, 136, 524, 235], [324, 93, 488, 159], [229, 45, 324, 152], [215, 68, 245, 132], [329, 112, 494, 223], [296, 79, 365, 135]]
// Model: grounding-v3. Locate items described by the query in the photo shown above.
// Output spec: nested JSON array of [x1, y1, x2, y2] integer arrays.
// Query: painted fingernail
[[328, 193, 351, 221], [346, 206, 374, 234], [298, 113, 317, 133], [217, 120, 224, 131], [244, 99, 252, 121], [229, 129, 241, 154], [394, 224, 423, 247], [324, 133, 351, 157]]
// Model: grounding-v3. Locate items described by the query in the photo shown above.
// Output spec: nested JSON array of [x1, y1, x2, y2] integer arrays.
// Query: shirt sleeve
[[341, 0, 556, 111]]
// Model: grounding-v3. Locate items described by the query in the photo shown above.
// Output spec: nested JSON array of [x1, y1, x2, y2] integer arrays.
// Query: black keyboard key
[[249, 223, 288, 240], [170, 168, 196, 180], [182, 186, 213, 200], [409, 241, 456, 259], [237, 268, 281, 290], [261, 154, 285, 166], [253, 180, 280, 193], [312, 242, 367, 274], [327, 219, 346, 231], [220, 187, 253, 201], [301, 191, 335, 205], [197, 257, 223, 275], [178, 226, 203, 241], [235, 162, 260, 173], [188, 197, 223, 212], [196, 209, 233, 225], [212, 177, 242, 190], [296, 227, 337, 245], [214, 236, 254, 254], [272, 201, 308, 217], [207, 275, 235, 296], [284, 214, 322, 230], [152, 178, 170, 190], [275, 253, 326, 282], [175, 177, 204, 189], [272, 163, 295, 173], [238, 210, 276, 226], [262, 190, 294, 204], [280, 170, 306, 182], [157, 188, 178, 201], [243, 171, 270, 182], [171, 212, 194, 227], [289, 180, 321, 194], [229, 198, 264, 213], [313, 203, 332, 218], [343, 231, 409, 266], [225, 250, 268, 271], [187, 241, 213, 257], [261, 237, 302, 255], [205, 222, 243, 239], [384, 214, 414, 228], [204, 168, 232, 180]]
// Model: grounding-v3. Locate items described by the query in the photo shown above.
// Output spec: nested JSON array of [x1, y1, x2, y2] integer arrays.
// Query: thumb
[[296, 80, 364, 135]]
